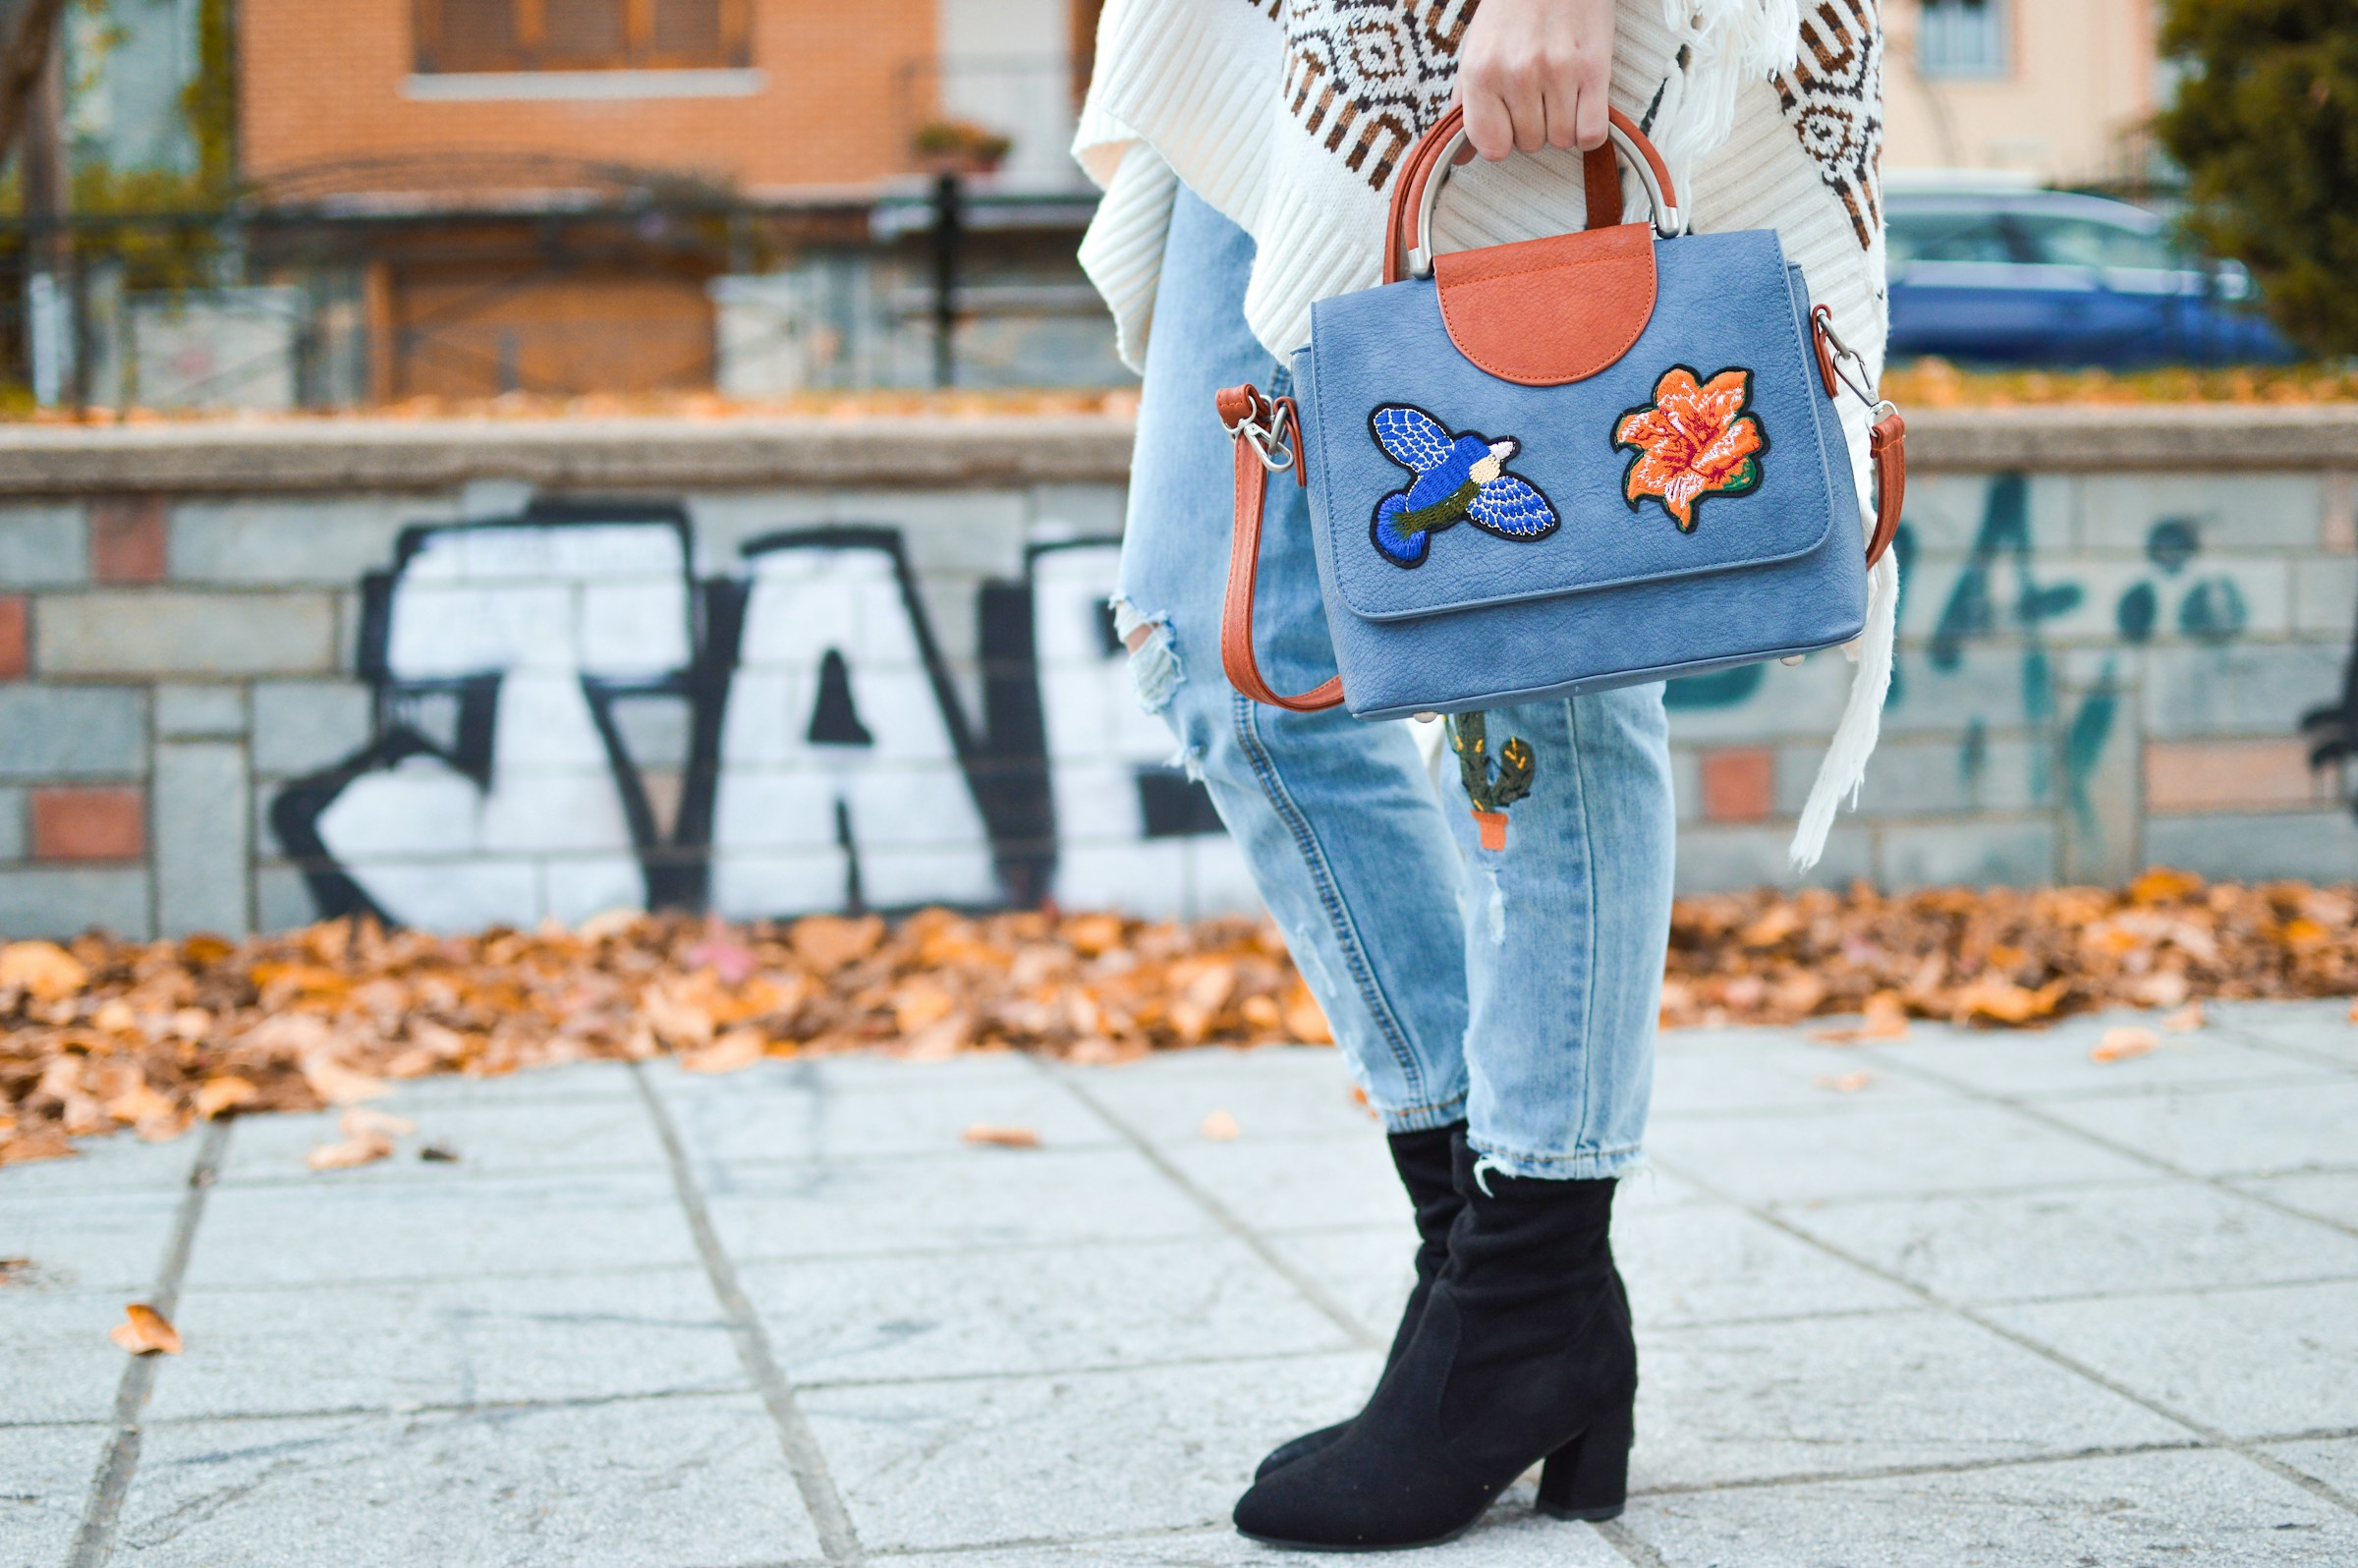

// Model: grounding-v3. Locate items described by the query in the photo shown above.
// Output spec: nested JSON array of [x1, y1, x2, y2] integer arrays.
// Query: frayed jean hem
[[1466, 1136, 1646, 1183], [1367, 1085, 1469, 1137]]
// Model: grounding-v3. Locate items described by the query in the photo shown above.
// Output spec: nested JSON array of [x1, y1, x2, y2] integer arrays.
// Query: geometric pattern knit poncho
[[1073, 0, 1897, 870]]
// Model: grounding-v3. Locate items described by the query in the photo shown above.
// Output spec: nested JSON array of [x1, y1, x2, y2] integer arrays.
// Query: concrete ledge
[[0, 417, 1140, 496], [0, 405, 2352, 496]]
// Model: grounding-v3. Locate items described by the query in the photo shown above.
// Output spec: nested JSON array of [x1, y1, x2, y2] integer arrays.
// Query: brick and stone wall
[[0, 408, 2353, 939]]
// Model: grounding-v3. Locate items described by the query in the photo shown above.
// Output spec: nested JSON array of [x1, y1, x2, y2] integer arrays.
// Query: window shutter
[[421, 0, 522, 73], [541, 0, 629, 64], [651, 0, 717, 60]]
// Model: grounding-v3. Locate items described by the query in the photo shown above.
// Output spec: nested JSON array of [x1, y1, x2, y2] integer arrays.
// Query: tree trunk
[[0, 0, 71, 172]]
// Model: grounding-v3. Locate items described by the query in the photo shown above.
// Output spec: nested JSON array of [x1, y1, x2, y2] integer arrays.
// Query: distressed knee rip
[[1457, 865, 1507, 947], [1110, 596, 1183, 716]]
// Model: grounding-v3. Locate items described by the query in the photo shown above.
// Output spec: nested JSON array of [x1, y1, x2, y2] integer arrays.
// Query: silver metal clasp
[[1816, 312, 1883, 411], [1224, 394, 1296, 473]]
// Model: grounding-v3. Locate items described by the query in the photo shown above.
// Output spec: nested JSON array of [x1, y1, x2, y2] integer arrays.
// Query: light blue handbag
[[1216, 107, 1903, 721]]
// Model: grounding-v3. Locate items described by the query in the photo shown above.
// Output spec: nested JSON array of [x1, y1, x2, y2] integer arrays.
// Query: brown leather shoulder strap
[[1811, 304, 1906, 570], [1868, 412, 1905, 569], [1216, 385, 1345, 713]]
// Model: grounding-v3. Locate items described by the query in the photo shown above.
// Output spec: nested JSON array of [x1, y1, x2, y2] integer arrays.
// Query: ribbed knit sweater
[[1074, 0, 1896, 868]]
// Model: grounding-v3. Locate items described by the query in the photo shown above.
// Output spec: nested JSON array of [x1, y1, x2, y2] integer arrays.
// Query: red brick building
[[237, 1, 1107, 398]]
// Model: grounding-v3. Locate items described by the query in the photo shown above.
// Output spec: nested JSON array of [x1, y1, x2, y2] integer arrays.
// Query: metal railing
[[0, 182, 1125, 412]]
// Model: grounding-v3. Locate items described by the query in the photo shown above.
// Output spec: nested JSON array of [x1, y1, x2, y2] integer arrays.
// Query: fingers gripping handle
[[1216, 385, 1345, 712], [1386, 103, 1681, 283]]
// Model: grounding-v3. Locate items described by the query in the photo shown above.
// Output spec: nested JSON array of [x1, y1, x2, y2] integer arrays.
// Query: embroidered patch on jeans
[[1368, 404, 1559, 569], [1612, 365, 1768, 532], [1447, 710, 1536, 853]]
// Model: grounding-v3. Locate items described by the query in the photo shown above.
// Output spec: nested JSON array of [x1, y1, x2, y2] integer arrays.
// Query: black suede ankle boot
[[1254, 1120, 1467, 1480], [1233, 1133, 1636, 1550]]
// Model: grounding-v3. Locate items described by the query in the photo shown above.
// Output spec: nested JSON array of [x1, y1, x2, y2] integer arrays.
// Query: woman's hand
[[1453, 0, 1616, 159]]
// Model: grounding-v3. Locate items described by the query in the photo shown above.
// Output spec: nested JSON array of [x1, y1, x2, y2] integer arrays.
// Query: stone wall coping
[[0, 404, 2352, 495]]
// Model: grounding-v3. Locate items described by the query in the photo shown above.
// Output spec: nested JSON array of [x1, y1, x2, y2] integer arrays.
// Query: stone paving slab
[[2267, 1437, 2358, 1496], [2231, 1169, 2358, 1228], [2031, 1077, 2358, 1178], [1620, 1447, 2358, 1567], [1647, 1097, 2160, 1204], [142, 1267, 744, 1422], [180, 1170, 701, 1288], [110, 1395, 825, 1567], [216, 1097, 668, 1186], [1987, 1280, 2358, 1440], [741, 1233, 1355, 1386], [1630, 1308, 2190, 1490], [0, 1190, 189, 1296], [658, 1068, 1122, 1165], [0, 1425, 112, 1563], [1776, 1178, 2358, 1304], [3, 1288, 155, 1424], [701, 1146, 1219, 1260], [796, 1356, 1379, 1553], [1863, 1015, 2345, 1099], [4, 1011, 2356, 1566]]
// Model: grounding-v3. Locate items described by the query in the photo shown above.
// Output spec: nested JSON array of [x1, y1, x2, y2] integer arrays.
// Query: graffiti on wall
[[269, 499, 1254, 930], [1666, 471, 2252, 831]]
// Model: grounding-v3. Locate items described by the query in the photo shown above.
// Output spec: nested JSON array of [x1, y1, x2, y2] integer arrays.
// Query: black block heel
[[1536, 1399, 1632, 1522]]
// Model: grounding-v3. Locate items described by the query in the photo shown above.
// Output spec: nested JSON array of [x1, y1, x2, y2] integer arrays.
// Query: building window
[[415, 0, 749, 74], [1918, 0, 2006, 79]]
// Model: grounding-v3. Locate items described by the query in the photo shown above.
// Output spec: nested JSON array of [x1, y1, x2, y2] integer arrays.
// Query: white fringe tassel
[[1651, 0, 1803, 192], [1789, 541, 1898, 869]]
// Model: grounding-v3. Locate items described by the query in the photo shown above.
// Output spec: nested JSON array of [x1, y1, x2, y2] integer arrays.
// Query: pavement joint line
[[1627, 1436, 2216, 1498], [1651, 1067, 2342, 1118], [632, 1063, 867, 1567], [21, 1384, 769, 1432], [1899, 1269, 2358, 1312], [1030, 1055, 1386, 1352], [67, 1116, 233, 1568], [854, 1521, 1233, 1558], [786, 1344, 1374, 1393], [688, 1143, 1142, 1176], [2203, 1022, 2358, 1077], [1591, 1516, 1673, 1567], [1649, 1149, 2358, 1520], [166, 1260, 711, 1294], [1855, 1044, 2358, 1245], [205, 1162, 676, 1193], [1670, 1171, 2172, 1209], [726, 1230, 1233, 1267]]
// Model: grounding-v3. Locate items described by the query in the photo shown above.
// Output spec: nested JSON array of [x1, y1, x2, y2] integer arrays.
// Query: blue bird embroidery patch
[[1368, 405, 1559, 569]]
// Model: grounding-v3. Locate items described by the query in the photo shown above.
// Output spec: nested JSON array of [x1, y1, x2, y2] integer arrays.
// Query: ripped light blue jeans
[[1113, 187, 1677, 1180]]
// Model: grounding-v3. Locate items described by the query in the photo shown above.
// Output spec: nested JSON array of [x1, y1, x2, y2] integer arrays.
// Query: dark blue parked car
[[1884, 184, 2298, 367]]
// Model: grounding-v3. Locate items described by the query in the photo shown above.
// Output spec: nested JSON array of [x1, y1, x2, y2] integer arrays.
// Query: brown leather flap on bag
[[1432, 221, 1657, 386]]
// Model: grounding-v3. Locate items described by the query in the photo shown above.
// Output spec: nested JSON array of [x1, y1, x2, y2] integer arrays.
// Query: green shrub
[[2156, 0, 2358, 358]]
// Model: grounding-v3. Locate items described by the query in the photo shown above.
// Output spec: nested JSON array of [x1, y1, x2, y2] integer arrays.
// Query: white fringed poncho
[[1072, 0, 1897, 870]]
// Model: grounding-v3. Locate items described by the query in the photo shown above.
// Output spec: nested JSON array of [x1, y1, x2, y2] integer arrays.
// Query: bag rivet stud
[[1780, 654, 1806, 666]]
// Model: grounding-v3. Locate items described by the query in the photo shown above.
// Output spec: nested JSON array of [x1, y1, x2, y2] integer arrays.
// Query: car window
[[2013, 214, 2175, 271], [1886, 210, 2016, 265]]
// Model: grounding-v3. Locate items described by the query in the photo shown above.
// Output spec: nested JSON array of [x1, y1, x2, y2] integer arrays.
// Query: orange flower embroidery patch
[[1612, 365, 1767, 531]]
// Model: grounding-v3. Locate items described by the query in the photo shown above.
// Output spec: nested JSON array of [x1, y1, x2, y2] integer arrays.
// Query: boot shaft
[[1386, 1122, 1464, 1270], [1442, 1135, 1619, 1302]]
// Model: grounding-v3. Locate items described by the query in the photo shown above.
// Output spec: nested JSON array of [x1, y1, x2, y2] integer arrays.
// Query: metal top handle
[[1408, 118, 1683, 278]]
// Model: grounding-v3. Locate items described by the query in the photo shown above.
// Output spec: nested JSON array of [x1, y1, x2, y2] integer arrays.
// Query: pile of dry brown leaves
[[1664, 869, 2358, 1027], [6, 869, 2356, 1169], [0, 908, 1319, 1167]]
